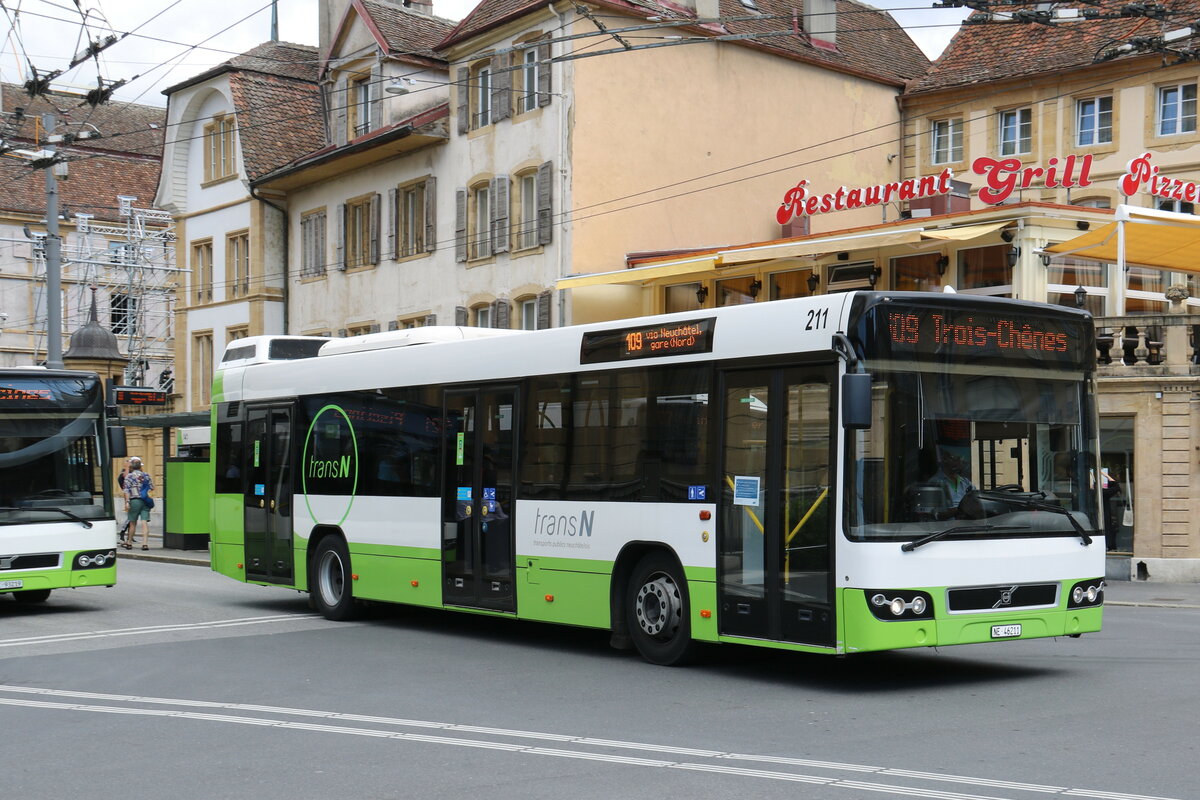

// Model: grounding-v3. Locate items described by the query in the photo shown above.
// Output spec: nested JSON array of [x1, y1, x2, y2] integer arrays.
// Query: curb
[[117, 551, 210, 568]]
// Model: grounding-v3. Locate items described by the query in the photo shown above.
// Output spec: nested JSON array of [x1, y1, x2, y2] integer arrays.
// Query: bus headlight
[[1067, 579, 1104, 609], [72, 550, 117, 570], [865, 589, 934, 621]]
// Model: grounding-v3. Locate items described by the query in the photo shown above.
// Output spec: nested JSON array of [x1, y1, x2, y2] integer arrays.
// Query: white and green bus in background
[[1, 368, 124, 604], [208, 293, 1105, 664]]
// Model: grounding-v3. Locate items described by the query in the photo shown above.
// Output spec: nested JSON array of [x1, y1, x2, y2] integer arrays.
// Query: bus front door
[[244, 405, 294, 584], [718, 368, 834, 646], [442, 387, 517, 612]]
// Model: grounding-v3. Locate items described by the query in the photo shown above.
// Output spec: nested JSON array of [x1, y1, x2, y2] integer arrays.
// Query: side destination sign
[[580, 318, 715, 364]]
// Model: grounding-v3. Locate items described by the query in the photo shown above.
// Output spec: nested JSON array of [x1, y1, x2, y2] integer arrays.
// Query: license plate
[[0, 579, 24, 590], [991, 624, 1022, 639]]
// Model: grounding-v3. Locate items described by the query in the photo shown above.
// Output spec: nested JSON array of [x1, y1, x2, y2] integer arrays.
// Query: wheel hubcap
[[318, 551, 344, 605], [635, 573, 681, 638]]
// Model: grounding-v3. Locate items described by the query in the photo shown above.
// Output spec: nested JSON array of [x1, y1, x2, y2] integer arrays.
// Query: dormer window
[[203, 113, 236, 182], [349, 73, 373, 138]]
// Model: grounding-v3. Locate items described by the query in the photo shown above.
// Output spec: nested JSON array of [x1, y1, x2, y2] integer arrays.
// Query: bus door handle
[[270, 499, 275, 510], [259, 498, 264, 508]]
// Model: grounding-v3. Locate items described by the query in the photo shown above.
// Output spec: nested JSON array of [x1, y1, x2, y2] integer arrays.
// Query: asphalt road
[[1, 559, 1196, 800]]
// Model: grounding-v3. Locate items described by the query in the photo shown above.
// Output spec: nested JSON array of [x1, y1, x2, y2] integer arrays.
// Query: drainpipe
[[548, 1, 567, 327], [249, 185, 289, 334]]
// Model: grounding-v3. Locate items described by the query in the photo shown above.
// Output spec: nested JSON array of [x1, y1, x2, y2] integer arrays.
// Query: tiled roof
[[228, 72, 325, 181], [438, 0, 929, 86], [906, 1, 1200, 94], [1, 83, 166, 158], [164, 41, 319, 94], [362, 0, 456, 60], [1, 153, 162, 222]]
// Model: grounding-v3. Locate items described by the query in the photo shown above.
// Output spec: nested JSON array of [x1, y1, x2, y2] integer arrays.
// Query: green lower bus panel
[[209, 542, 247, 581], [516, 565, 611, 628], [841, 587, 1105, 654], [351, 553, 442, 608]]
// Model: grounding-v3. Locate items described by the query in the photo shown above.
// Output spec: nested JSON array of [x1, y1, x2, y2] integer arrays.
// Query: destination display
[[0, 377, 100, 410], [580, 318, 715, 364], [859, 302, 1091, 368], [114, 386, 168, 406]]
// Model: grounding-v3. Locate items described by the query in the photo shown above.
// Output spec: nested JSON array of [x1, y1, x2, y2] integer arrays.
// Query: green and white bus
[[1, 368, 123, 604], [209, 293, 1105, 664]]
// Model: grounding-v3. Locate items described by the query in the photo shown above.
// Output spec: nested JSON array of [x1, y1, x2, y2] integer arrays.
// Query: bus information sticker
[[254, 441, 261, 468], [688, 485, 706, 501], [456, 486, 471, 501], [733, 476, 760, 506], [254, 484, 265, 496], [456, 432, 465, 465]]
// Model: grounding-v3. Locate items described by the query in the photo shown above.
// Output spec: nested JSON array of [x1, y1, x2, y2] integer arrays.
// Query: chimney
[[402, 0, 434, 15], [804, 0, 837, 49]]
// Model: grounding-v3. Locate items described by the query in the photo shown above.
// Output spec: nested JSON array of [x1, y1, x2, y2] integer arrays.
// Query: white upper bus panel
[[219, 336, 331, 368], [318, 327, 526, 357]]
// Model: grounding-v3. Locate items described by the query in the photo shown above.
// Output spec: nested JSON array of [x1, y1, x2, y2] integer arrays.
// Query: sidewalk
[[115, 539, 1200, 609]]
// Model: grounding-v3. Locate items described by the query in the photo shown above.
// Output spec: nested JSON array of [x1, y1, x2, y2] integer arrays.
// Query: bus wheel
[[13, 589, 51, 604], [311, 537, 358, 621], [626, 552, 695, 666]]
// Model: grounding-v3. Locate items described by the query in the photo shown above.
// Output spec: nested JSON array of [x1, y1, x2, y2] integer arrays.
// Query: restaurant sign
[[776, 152, 1185, 223]]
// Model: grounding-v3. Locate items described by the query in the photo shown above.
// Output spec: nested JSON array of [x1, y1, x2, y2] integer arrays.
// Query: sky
[[1, 0, 970, 108]]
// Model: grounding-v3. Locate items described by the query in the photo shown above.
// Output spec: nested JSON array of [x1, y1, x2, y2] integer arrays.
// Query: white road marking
[[0, 613, 326, 648], [0, 684, 1181, 800]]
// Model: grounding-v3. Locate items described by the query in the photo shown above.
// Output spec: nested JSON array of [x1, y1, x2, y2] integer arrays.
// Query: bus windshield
[[848, 366, 1098, 543], [0, 376, 111, 525]]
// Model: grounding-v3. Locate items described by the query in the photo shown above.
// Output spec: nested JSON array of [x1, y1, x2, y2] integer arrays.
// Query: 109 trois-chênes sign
[[775, 152, 1198, 223]]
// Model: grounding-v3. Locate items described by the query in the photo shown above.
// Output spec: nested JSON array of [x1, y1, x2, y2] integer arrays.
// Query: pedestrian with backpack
[[122, 457, 153, 551]]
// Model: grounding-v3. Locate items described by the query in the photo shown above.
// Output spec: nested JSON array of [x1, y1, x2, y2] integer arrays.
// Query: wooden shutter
[[490, 55, 511, 123], [423, 177, 437, 253], [387, 320, 399, 331], [424, 313, 437, 326], [387, 187, 397, 260], [536, 160, 553, 245], [338, 328, 348, 338], [370, 62, 383, 131], [334, 79, 348, 146], [369, 193, 381, 265], [491, 176, 510, 254], [537, 42, 552, 108], [456, 67, 469, 135], [536, 290, 551, 329], [455, 306, 468, 326], [454, 188, 467, 262], [493, 298, 511, 329], [336, 202, 346, 270]]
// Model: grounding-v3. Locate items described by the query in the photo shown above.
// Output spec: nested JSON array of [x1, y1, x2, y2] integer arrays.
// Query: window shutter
[[536, 160, 553, 245], [490, 55, 511, 123], [388, 320, 399, 331], [456, 67, 469, 135], [454, 188, 467, 262], [536, 290, 551, 329], [334, 79, 348, 147], [387, 187, 397, 261], [424, 313, 437, 326], [455, 306, 468, 326], [336, 203, 346, 270], [424, 177, 437, 253], [493, 298, 511, 329], [338, 328, 348, 338], [369, 193, 381, 265], [492, 176, 510, 254], [370, 62, 383, 131], [537, 42, 552, 108]]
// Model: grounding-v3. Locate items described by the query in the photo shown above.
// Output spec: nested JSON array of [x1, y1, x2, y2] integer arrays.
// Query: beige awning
[[920, 221, 1011, 242], [557, 256, 717, 289], [1045, 206, 1200, 271], [718, 229, 924, 266]]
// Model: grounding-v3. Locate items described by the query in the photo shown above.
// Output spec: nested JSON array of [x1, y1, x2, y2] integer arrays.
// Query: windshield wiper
[[970, 490, 1093, 547], [901, 524, 1030, 552], [0, 506, 93, 528]]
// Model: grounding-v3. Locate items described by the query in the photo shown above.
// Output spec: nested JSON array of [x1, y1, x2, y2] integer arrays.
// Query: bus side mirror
[[842, 373, 872, 430], [109, 426, 128, 459]]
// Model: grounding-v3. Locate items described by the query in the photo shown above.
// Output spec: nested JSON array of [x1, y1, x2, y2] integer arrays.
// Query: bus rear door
[[441, 387, 517, 612], [718, 367, 834, 646], [244, 404, 295, 584]]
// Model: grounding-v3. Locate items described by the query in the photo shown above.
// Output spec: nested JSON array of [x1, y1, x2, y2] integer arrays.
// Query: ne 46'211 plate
[[1, 579, 25, 590], [991, 624, 1022, 639]]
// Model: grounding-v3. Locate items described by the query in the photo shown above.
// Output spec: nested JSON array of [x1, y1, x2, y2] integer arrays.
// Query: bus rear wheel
[[13, 589, 51, 604], [311, 537, 358, 621], [626, 552, 695, 666]]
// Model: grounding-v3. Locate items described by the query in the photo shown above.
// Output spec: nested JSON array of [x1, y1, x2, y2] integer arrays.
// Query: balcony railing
[[1093, 305, 1200, 375]]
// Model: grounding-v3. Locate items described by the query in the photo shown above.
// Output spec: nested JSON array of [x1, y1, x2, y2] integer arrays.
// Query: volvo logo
[[994, 586, 1018, 608], [0, 556, 15, 570]]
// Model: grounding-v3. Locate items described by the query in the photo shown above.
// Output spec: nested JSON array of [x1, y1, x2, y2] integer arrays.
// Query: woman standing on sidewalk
[[122, 457, 153, 551]]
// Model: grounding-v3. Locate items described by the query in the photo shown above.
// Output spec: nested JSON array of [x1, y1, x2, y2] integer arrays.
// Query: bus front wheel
[[311, 537, 358, 621], [13, 589, 51, 604], [626, 552, 695, 666]]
